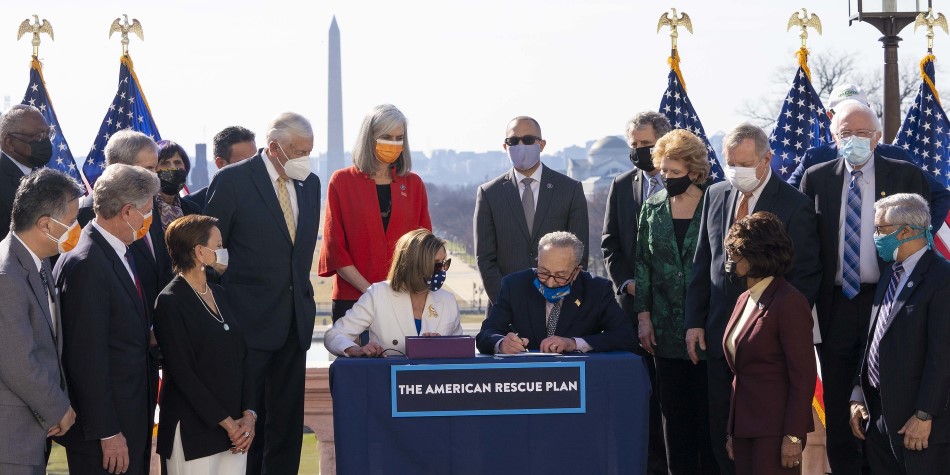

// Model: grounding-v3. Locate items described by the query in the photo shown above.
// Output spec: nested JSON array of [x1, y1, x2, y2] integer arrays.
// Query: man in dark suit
[[54, 164, 159, 475], [477, 231, 635, 355], [204, 112, 320, 474], [185, 126, 257, 210], [685, 123, 821, 475], [800, 102, 931, 475], [601, 111, 671, 475], [0, 105, 54, 242], [850, 193, 950, 474], [0, 169, 80, 474], [475, 116, 589, 305]]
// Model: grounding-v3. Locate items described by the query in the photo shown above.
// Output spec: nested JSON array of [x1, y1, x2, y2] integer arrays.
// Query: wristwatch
[[915, 410, 933, 421], [785, 435, 802, 444]]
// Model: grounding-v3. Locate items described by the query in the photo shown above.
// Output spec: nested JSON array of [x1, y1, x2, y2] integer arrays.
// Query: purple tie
[[866, 262, 905, 388]]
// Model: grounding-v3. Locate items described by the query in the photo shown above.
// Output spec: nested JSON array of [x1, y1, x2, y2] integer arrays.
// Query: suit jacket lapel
[[873, 151, 891, 199], [723, 292, 750, 368], [724, 187, 739, 234], [752, 174, 779, 214], [681, 198, 703, 260], [248, 154, 293, 244], [529, 289, 547, 342], [631, 171, 644, 206], [10, 238, 55, 336], [829, 159, 847, 256], [88, 226, 147, 326], [386, 289, 416, 339], [553, 275, 584, 336], [733, 279, 781, 362], [504, 170, 532, 240], [881, 251, 932, 336], [531, 166, 555, 240]]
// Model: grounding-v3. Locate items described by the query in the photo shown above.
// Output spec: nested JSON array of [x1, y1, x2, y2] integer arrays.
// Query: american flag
[[894, 55, 950, 258], [769, 59, 832, 180], [82, 55, 161, 187], [21, 59, 83, 185], [659, 54, 724, 182]]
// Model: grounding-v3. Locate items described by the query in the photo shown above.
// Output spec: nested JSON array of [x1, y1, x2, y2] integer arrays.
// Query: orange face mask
[[47, 217, 81, 253], [375, 139, 403, 164], [126, 209, 152, 242]]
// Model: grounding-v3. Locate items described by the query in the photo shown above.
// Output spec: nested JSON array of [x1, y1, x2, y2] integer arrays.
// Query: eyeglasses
[[836, 129, 876, 139], [504, 135, 542, 147], [434, 258, 451, 273], [874, 223, 905, 234], [11, 130, 55, 142], [536, 267, 578, 286]]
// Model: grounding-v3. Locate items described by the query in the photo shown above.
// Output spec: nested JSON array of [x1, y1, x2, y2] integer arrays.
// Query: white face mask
[[201, 246, 229, 268], [724, 163, 761, 193], [275, 143, 312, 181]]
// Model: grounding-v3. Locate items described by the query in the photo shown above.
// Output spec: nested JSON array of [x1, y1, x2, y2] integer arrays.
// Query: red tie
[[124, 248, 145, 304]]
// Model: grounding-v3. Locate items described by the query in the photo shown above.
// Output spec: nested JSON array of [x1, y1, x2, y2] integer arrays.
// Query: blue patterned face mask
[[873, 225, 933, 262], [426, 270, 447, 292], [534, 278, 571, 303]]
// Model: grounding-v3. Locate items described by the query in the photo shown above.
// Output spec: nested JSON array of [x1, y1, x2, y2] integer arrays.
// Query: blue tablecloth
[[330, 352, 650, 475]]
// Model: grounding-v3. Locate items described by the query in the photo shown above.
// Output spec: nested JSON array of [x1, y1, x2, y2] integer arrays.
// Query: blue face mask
[[839, 136, 873, 167], [873, 225, 932, 262], [507, 143, 541, 171], [426, 270, 447, 292], [534, 277, 572, 303]]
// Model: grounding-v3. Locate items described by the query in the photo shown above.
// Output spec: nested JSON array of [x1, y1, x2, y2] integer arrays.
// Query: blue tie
[[866, 262, 905, 388], [842, 170, 863, 299]]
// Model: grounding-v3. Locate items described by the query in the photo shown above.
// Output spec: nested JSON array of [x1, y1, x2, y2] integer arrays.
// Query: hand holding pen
[[500, 327, 530, 354]]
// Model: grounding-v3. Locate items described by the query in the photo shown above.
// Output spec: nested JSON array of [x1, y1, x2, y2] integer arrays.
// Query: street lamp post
[[849, 0, 932, 142]]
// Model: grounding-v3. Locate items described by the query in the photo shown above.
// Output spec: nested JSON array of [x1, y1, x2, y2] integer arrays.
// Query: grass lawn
[[48, 434, 320, 474]]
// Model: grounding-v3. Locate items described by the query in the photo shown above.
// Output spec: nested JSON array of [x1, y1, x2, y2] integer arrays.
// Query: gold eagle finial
[[17, 15, 54, 58], [914, 8, 948, 52], [657, 8, 693, 51], [109, 14, 144, 56], [787, 8, 822, 49]]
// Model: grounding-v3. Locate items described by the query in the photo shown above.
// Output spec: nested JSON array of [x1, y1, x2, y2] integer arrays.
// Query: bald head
[[507, 116, 542, 138], [0, 105, 49, 164]]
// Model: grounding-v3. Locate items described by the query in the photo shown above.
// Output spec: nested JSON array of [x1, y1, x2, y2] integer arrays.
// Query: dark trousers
[[708, 356, 737, 475], [732, 436, 804, 475], [655, 357, 719, 475], [863, 387, 950, 475], [65, 446, 148, 475], [245, 324, 307, 475], [331, 299, 357, 322], [819, 285, 875, 475], [644, 355, 670, 475]]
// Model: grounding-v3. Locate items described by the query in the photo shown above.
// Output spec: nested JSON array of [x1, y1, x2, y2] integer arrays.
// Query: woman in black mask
[[156, 140, 201, 232], [633, 129, 717, 474]]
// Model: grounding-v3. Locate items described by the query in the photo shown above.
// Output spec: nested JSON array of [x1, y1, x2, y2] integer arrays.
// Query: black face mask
[[14, 136, 53, 168], [665, 175, 693, 197], [629, 146, 655, 172], [725, 258, 747, 288], [157, 169, 188, 195]]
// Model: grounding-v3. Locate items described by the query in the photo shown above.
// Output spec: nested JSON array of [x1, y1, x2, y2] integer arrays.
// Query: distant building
[[190, 143, 209, 190], [567, 136, 630, 196]]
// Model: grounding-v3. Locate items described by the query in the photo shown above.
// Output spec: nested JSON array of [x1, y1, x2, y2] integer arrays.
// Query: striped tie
[[842, 170, 863, 299], [866, 262, 905, 388]]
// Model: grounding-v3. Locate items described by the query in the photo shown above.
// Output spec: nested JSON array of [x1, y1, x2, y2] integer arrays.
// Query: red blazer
[[723, 276, 816, 439], [317, 166, 432, 300]]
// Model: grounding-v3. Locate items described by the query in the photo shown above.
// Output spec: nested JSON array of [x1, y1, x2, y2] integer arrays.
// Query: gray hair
[[538, 231, 585, 266], [830, 101, 882, 135], [351, 104, 413, 176], [874, 193, 931, 230], [723, 123, 770, 160], [626, 111, 672, 140], [93, 164, 160, 219], [0, 104, 42, 144], [11, 168, 83, 233], [266, 112, 313, 144], [105, 129, 159, 166]]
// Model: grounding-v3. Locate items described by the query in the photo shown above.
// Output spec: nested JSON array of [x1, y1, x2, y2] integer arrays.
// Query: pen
[[509, 324, 529, 352]]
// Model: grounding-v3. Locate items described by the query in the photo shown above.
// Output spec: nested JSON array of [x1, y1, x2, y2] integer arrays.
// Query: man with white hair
[[786, 85, 950, 228], [205, 112, 320, 474], [800, 101, 931, 475], [54, 164, 160, 475], [849, 193, 950, 474]]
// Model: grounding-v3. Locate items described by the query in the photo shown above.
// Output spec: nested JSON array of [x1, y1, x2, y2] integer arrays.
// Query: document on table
[[494, 352, 562, 357]]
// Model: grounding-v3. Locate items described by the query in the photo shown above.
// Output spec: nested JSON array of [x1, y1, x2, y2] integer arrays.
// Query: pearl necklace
[[181, 275, 229, 331]]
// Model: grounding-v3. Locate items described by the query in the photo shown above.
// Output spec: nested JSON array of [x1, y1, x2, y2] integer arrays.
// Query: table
[[330, 352, 650, 475]]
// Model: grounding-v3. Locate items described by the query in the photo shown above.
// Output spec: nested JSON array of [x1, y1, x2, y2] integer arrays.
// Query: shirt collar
[[844, 153, 876, 181], [748, 276, 774, 303], [91, 220, 130, 258], [261, 148, 284, 183], [748, 167, 772, 200], [513, 163, 544, 184], [897, 246, 928, 275], [2, 152, 33, 176], [10, 232, 42, 272]]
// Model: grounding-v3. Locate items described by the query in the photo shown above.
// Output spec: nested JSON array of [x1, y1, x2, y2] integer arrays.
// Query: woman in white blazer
[[325, 229, 462, 356]]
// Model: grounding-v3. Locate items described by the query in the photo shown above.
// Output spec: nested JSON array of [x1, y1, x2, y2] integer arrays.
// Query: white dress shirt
[[3, 152, 32, 176], [836, 156, 880, 285], [492, 297, 592, 353], [513, 163, 543, 211], [91, 221, 135, 283], [262, 149, 299, 220], [11, 233, 56, 336]]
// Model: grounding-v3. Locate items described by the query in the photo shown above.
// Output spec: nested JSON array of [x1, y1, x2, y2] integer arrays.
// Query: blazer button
[[289, 285, 294, 292], [677, 272, 683, 277], [392, 339, 398, 345]]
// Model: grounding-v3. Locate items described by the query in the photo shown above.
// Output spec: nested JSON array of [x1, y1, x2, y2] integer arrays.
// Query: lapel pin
[[907, 281, 914, 288], [574, 299, 581, 307], [880, 191, 886, 196], [400, 184, 406, 191], [758, 303, 765, 310], [297, 182, 304, 187], [547, 183, 553, 189]]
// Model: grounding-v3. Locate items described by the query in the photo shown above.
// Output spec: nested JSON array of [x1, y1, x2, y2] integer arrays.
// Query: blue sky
[[0, 0, 943, 158]]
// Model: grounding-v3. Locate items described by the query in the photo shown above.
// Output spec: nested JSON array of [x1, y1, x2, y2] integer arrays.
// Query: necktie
[[735, 192, 753, 222], [647, 176, 660, 199], [521, 177, 535, 235], [39, 267, 50, 297], [276, 177, 297, 243], [842, 170, 863, 299], [124, 247, 145, 305], [866, 262, 905, 388], [546, 300, 563, 337]]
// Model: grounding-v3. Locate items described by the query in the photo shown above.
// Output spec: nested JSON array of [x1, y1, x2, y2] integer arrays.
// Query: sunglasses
[[434, 258, 452, 273], [504, 135, 542, 146]]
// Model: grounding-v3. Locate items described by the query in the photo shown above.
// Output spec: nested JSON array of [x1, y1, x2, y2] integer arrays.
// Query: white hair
[[104, 129, 158, 166], [875, 193, 931, 230], [93, 163, 160, 219], [830, 101, 882, 135], [538, 231, 585, 266], [266, 112, 313, 144]]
